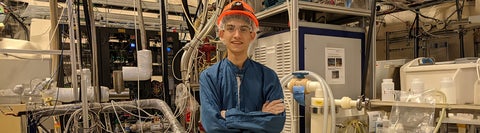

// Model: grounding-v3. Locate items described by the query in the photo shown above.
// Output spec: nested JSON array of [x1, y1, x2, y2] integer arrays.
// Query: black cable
[[455, 0, 465, 57], [82, 0, 94, 66], [182, 0, 196, 38], [192, 0, 203, 22], [445, 0, 465, 21], [2, 15, 15, 38], [408, 17, 417, 39], [0, 2, 29, 41], [37, 37, 65, 125]]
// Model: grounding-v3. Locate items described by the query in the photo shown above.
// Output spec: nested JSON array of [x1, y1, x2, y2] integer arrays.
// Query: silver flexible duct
[[29, 99, 185, 132]]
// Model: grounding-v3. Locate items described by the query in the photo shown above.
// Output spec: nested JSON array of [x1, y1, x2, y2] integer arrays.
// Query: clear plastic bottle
[[409, 78, 424, 103], [381, 79, 395, 101], [375, 117, 383, 133], [382, 114, 391, 133], [410, 78, 424, 95]]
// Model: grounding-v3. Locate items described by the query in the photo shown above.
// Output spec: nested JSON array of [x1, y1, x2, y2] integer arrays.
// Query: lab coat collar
[[225, 58, 252, 74]]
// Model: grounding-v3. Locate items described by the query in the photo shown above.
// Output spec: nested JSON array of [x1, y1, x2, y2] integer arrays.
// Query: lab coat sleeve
[[225, 109, 286, 133], [225, 74, 286, 133], [200, 72, 241, 133]]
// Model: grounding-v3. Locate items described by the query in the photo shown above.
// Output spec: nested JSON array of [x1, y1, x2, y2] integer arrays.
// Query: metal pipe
[[386, 32, 390, 60], [136, 0, 147, 50], [475, 29, 478, 57], [291, 0, 299, 70], [159, 0, 170, 106], [29, 99, 185, 132], [113, 70, 124, 94], [86, 0, 100, 102], [414, 9, 420, 58], [371, 4, 377, 101], [49, 0, 59, 83], [66, 0, 84, 131], [456, 0, 465, 57], [288, 0, 302, 131], [363, 0, 376, 100], [74, 1, 82, 70]]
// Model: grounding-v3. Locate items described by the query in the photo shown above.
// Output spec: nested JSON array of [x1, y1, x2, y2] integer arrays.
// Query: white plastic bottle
[[440, 77, 456, 104], [381, 79, 395, 101]]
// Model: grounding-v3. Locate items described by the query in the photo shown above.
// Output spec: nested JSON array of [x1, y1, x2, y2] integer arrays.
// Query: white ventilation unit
[[254, 32, 296, 133]]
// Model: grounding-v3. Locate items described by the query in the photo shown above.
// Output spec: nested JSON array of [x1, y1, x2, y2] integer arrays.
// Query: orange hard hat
[[217, 0, 259, 27]]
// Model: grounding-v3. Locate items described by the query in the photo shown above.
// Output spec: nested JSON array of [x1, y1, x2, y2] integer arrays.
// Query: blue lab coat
[[200, 58, 286, 133]]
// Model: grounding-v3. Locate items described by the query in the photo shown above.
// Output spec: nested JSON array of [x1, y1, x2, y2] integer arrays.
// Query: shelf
[[439, 118, 480, 125], [256, 1, 371, 20], [370, 100, 480, 110], [0, 49, 71, 55]]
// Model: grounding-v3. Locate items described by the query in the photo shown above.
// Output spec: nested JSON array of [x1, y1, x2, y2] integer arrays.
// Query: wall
[[376, 1, 480, 61]]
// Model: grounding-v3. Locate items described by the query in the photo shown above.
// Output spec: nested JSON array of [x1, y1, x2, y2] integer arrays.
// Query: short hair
[[217, 14, 259, 33]]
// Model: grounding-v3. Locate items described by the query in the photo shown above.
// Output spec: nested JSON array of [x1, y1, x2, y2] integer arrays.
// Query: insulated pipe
[[280, 74, 296, 133], [49, 0, 59, 83], [122, 50, 152, 81], [282, 71, 336, 133], [29, 99, 185, 132], [136, 0, 147, 50], [296, 71, 336, 133]]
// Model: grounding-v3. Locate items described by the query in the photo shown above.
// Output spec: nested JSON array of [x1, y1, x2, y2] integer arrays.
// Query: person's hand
[[262, 99, 285, 115], [220, 110, 226, 119]]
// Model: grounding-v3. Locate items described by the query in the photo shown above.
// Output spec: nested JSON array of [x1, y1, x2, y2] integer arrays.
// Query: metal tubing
[[363, 0, 376, 99], [159, 0, 170, 106], [74, 2, 82, 71], [456, 0, 465, 57], [66, 0, 85, 131], [371, 3, 377, 101], [136, 0, 147, 50], [86, 0, 100, 102]]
